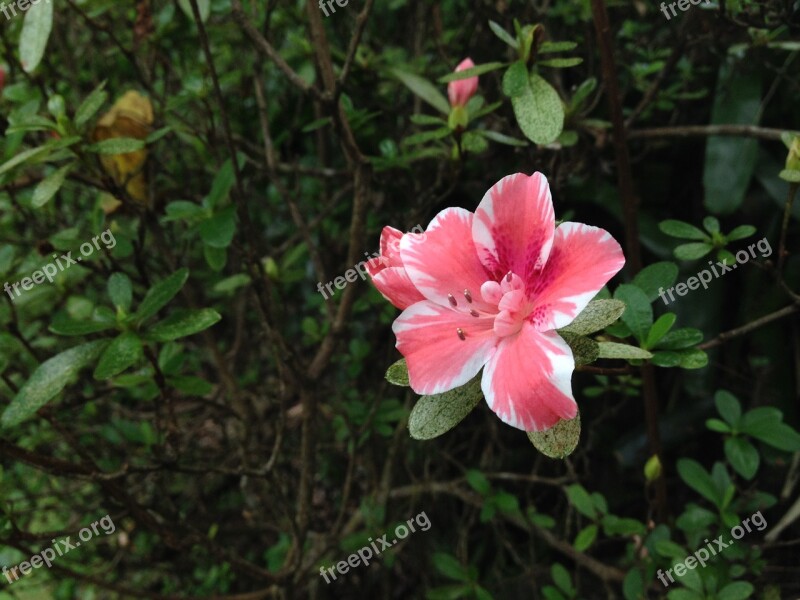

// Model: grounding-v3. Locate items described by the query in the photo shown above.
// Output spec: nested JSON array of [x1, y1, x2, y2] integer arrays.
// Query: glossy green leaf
[[135, 268, 189, 323], [438, 62, 505, 83], [725, 437, 759, 479], [87, 138, 146, 154], [1, 341, 108, 428], [659, 220, 709, 240], [145, 308, 222, 342], [674, 243, 714, 261], [392, 69, 450, 114], [93, 332, 143, 380], [31, 164, 72, 208], [614, 284, 653, 343], [108, 272, 133, 312], [19, 0, 54, 73]]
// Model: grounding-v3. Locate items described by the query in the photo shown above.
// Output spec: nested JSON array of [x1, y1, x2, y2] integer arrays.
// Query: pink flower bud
[[447, 58, 478, 107]]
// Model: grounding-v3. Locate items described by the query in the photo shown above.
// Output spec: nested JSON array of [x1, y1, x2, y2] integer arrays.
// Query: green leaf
[[461, 131, 489, 154], [87, 138, 146, 154], [644, 313, 676, 349], [135, 268, 189, 323], [754, 423, 800, 452], [199, 207, 236, 249], [1, 341, 108, 428], [565, 483, 597, 519], [667, 590, 704, 600], [438, 62, 505, 83], [204, 160, 236, 209], [574, 524, 598, 551], [602, 515, 646, 536], [779, 169, 800, 182], [31, 164, 72, 208], [93, 333, 144, 380], [559, 299, 626, 335], [703, 60, 761, 214], [392, 69, 450, 115], [551, 564, 574, 596], [178, 0, 210, 22], [538, 57, 583, 68], [107, 272, 133, 312], [75, 82, 108, 129], [432, 553, 470, 582], [674, 243, 714, 261], [501, 61, 529, 98], [385, 358, 410, 386], [527, 412, 581, 459], [409, 114, 447, 126], [622, 569, 644, 600], [614, 284, 653, 343], [703, 216, 721, 234], [478, 130, 528, 147], [49, 313, 116, 336], [717, 582, 754, 600], [597, 342, 652, 360], [145, 308, 222, 342], [402, 128, 451, 146], [677, 458, 720, 506], [632, 262, 679, 301], [301, 117, 332, 133], [512, 73, 564, 145], [707, 418, 732, 433], [19, 0, 54, 73], [488, 20, 518, 49], [650, 351, 681, 367], [538, 41, 578, 53], [678, 348, 708, 369], [559, 332, 598, 365], [739, 407, 782, 438], [659, 220, 709, 241], [465, 469, 491, 495], [715, 390, 741, 427], [0, 145, 52, 177], [726, 225, 757, 241], [654, 328, 703, 350], [725, 437, 759, 480], [408, 376, 483, 440]]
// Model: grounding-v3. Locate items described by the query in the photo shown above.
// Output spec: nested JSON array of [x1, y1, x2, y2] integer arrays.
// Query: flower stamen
[[456, 328, 466, 340], [448, 294, 457, 307]]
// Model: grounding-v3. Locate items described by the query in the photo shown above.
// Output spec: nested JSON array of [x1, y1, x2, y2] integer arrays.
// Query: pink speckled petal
[[528, 222, 625, 331], [472, 173, 555, 283], [482, 323, 577, 431]]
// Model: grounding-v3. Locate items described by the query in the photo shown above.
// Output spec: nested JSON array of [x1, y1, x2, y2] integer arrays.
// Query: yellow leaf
[[92, 91, 153, 207]]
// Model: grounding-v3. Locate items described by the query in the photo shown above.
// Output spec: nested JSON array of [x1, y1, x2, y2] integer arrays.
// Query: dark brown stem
[[698, 304, 800, 350], [777, 183, 798, 274], [590, 0, 667, 521], [628, 125, 793, 141]]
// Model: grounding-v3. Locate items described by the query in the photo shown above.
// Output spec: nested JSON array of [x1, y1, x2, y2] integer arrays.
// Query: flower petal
[[472, 172, 555, 282], [482, 324, 576, 431], [371, 267, 426, 309], [393, 300, 496, 395], [400, 207, 494, 312], [379, 226, 404, 267], [448, 58, 478, 107], [529, 222, 625, 331]]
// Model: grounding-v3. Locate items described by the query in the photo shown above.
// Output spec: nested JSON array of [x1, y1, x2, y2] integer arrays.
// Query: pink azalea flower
[[447, 58, 479, 108], [377, 172, 625, 432], [366, 226, 427, 310]]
